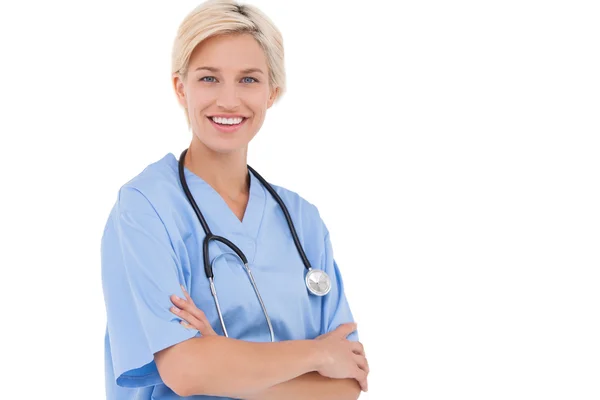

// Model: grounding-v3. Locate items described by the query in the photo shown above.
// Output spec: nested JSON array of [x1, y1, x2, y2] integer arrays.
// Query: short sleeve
[[101, 187, 199, 388], [319, 230, 359, 342]]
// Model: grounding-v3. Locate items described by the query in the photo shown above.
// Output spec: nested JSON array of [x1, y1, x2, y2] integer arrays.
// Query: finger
[[171, 295, 195, 316], [171, 293, 195, 309], [171, 294, 208, 324], [170, 294, 219, 336], [171, 294, 186, 307], [180, 285, 194, 304], [354, 368, 368, 392], [170, 306, 204, 331], [333, 322, 357, 338], [350, 341, 365, 357], [180, 320, 195, 330], [171, 295, 217, 336], [354, 354, 370, 375], [179, 318, 217, 337], [360, 378, 369, 392]]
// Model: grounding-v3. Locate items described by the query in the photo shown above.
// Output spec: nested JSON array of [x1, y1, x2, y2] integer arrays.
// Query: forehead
[[189, 33, 268, 71]]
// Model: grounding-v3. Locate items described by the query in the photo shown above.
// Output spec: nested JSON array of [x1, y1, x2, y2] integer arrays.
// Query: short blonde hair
[[171, 0, 286, 127]]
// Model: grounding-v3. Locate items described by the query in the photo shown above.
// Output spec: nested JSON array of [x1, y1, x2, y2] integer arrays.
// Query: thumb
[[332, 322, 358, 338]]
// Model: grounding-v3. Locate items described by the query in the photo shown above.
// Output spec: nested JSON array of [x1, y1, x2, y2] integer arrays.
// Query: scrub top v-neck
[[178, 157, 266, 265]]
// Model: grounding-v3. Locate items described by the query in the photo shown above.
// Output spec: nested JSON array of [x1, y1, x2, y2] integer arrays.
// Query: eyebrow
[[195, 66, 265, 75]]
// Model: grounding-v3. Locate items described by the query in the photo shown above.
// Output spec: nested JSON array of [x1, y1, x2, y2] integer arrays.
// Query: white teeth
[[211, 116, 244, 125]]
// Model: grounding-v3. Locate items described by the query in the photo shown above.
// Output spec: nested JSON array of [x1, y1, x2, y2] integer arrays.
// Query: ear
[[266, 86, 280, 109], [172, 73, 187, 108]]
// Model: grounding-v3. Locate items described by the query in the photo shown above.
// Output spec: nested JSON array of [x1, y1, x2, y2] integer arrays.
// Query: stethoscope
[[178, 149, 331, 342]]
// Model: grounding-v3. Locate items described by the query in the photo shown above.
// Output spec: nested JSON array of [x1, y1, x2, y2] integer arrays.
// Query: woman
[[101, 1, 369, 399]]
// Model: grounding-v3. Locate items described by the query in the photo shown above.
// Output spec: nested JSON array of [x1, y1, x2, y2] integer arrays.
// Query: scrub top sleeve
[[320, 230, 359, 342], [101, 187, 199, 388]]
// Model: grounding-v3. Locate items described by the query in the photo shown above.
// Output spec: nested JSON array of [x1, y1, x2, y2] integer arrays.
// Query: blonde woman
[[101, 1, 369, 399]]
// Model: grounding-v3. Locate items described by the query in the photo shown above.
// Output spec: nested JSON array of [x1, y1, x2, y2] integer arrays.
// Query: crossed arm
[[154, 288, 369, 399], [242, 371, 362, 400]]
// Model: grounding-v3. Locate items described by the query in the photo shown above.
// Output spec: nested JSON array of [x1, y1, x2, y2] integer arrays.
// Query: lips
[[206, 116, 248, 133]]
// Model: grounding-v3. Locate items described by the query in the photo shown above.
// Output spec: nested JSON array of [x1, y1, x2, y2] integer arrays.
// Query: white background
[[0, 0, 598, 399]]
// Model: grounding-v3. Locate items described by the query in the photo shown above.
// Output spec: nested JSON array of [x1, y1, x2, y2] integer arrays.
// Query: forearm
[[241, 372, 361, 400], [157, 335, 322, 398]]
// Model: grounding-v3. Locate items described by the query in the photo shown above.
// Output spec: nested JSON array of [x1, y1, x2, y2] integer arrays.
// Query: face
[[173, 33, 279, 154]]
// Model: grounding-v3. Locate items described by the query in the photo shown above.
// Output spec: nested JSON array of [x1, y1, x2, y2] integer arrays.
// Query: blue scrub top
[[101, 153, 357, 400]]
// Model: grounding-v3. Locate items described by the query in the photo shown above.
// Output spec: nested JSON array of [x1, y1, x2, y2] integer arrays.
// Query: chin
[[201, 138, 251, 154]]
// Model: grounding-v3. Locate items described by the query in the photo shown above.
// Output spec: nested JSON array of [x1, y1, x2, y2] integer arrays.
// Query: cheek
[[188, 90, 211, 109], [248, 95, 271, 119]]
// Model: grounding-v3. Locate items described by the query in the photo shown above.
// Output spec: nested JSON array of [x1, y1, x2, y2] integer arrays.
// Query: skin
[[172, 32, 279, 221], [170, 286, 370, 398]]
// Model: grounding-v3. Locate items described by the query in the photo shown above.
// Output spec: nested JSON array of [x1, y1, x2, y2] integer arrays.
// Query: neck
[[184, 137, 249, 200]]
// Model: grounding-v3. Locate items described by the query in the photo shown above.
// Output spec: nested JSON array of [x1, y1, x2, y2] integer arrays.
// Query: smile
[[207, 116, 248, 133]]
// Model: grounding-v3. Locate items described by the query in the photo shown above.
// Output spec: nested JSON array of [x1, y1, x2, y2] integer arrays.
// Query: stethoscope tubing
[[177, 148, 329, 342]]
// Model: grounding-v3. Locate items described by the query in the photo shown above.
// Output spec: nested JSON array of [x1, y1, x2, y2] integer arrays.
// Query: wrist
[[307, 339, 328, 371]]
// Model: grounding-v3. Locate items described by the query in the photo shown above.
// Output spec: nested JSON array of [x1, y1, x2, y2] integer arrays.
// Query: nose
[[215, 83, 241, 110]]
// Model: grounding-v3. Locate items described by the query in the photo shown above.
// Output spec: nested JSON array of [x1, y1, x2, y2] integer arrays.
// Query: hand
[[315, 323, 369, 392], [170, 285, 217, 337]]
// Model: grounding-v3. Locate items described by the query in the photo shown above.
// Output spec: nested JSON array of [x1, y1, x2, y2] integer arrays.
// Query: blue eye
[[198, 76, 258, 84]]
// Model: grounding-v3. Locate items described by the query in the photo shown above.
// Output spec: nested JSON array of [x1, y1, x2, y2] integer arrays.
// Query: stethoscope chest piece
[[305, 268, 332, 296]]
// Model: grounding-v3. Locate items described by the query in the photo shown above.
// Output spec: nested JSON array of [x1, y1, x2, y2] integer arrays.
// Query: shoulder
[[102, 153, 180, 241], [101, 153, 182, 251], [115, 153, 180, 214]]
